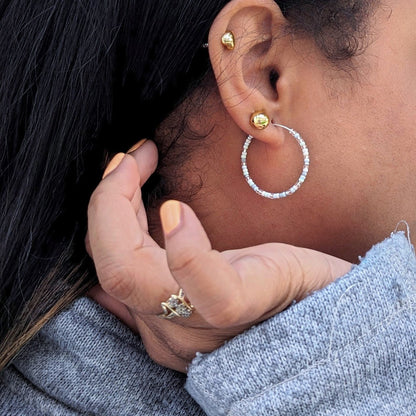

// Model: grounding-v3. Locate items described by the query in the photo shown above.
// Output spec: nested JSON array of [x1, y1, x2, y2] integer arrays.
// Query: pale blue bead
[[241, 126, 309, 200]]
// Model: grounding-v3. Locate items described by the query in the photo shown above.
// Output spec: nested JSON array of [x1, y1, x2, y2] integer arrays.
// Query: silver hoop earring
[[241, 123, 310, 199]]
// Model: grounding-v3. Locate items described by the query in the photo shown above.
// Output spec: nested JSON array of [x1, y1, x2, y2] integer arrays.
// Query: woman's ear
[[208, 0, 290, 146]]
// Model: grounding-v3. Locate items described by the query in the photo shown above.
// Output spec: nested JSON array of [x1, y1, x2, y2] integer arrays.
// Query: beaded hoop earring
[[241, 123, 310, 199]]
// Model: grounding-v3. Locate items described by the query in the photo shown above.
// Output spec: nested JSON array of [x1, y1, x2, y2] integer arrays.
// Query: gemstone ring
[[159, 289, 194, 319]]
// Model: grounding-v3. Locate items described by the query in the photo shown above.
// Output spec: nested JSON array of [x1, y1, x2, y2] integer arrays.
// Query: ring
[[159, 289, 195, 319]]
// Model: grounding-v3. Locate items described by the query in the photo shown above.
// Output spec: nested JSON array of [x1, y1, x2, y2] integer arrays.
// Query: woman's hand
[[87, 141, 352, 372]]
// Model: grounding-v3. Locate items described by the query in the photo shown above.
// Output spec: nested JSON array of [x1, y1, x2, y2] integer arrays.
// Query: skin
[[88, 0, 416, 371], [88, 146, 351, 371], [149, 0, 416, 262]]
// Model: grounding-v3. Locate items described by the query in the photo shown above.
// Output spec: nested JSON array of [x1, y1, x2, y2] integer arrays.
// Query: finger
[[128, 139, 158, 186], [161, 200, 245, 328], [85, 232, 92, 257], [86, 141, 158, 257], [127, 138, 148, 154], [161, 200, 352, 329], [104, 141, 157, 215], [127, 140, 158, 231], [87, 285, 137, 331], [88, 154, 177, 312], [86, 152, 134, 259], [134, 317, 189, 373], [103, 153, 126, 178], [223, 244, 352, 323]]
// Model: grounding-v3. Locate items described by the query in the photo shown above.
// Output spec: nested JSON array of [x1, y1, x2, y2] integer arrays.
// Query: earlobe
[[208, 0, 288, 146]]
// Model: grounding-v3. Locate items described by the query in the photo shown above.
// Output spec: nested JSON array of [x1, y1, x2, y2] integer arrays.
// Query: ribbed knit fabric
[[1, 233, 414, 415], [186, 232, 416, 415], [0, 298, 205, 415]]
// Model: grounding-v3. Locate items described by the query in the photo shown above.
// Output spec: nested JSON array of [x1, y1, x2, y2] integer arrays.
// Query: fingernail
[[127, 139, 147, 154], [160, 200, 182, 235], [103, 153, 125, 178]]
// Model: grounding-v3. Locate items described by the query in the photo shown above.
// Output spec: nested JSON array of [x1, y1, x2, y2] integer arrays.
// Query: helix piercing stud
[[221, 31, 235, 50]]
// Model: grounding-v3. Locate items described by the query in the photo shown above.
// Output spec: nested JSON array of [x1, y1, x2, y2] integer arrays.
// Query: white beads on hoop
[[241, 123, 310, 199]]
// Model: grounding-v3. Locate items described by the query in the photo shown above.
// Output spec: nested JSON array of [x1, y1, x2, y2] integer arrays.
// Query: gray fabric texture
[[186, 232, 416, 415], [0, 297, 205, 415], [1, 232, 415, 415]]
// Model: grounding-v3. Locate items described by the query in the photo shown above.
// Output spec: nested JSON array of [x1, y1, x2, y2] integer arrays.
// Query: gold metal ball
[[250, 112, 270, 130], [221, 31, 235, 50]]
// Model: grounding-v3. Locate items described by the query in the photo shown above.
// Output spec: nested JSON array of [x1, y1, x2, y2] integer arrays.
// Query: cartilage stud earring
[[221, 31, 235, 50]]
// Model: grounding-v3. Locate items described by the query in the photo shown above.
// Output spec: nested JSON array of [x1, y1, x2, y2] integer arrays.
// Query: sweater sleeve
[[186, 232, 416, 416], [0, 297, 205, 416]]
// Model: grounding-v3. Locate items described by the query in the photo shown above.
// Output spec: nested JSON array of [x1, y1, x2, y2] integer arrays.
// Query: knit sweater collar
[[8, 297, 204, 415]]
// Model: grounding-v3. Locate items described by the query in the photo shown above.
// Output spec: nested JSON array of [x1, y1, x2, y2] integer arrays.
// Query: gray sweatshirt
[[1, 232, 415, 415]]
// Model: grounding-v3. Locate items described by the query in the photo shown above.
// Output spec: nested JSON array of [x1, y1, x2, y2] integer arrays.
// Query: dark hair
[[0, 0, 374, 369]]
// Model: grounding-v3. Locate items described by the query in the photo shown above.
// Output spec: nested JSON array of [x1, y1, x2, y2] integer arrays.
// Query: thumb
[[160, 200, 244, 328]]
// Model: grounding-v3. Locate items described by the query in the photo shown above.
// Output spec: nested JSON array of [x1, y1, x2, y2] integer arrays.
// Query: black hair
[[0, 0, 374, 369]]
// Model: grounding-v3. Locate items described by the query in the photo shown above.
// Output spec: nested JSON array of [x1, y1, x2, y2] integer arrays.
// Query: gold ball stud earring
[[221, 31, 235, 50], [250, 111, 270, 130]]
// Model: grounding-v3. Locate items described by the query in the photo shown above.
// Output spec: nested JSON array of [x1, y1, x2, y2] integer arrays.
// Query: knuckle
[[168, 340, 196, 363], [96, 260, 133, 300], [205, 295, 245, 329], [88, 189, 108, 216], [143, 329, 195, 370], [168, 250, 200, 280]]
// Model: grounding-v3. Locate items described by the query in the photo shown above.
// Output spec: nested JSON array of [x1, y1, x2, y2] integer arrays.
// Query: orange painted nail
[[127, 138, 147, 154], [160, 200, 182, 235], [103, 153, 125, 178]]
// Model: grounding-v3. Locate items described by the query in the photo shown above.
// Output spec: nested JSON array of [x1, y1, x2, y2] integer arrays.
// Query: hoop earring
[[241, 123, 310, 199]]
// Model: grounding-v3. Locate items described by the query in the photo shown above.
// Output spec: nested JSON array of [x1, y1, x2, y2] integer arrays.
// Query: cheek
[[358, 79, 416, 174], [356, 1, 416, 161]]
